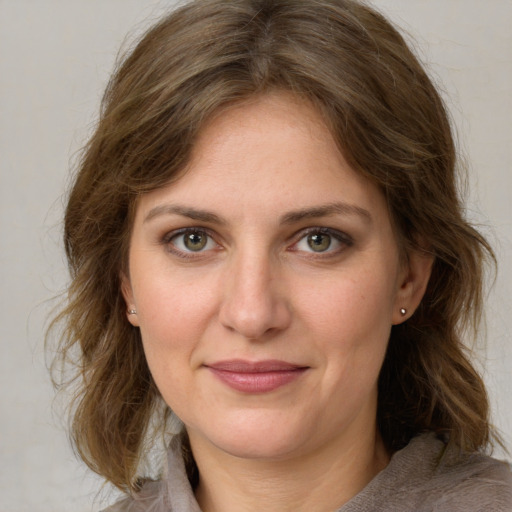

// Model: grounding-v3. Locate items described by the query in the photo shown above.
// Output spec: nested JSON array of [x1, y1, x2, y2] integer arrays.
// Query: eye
[[305, 232, 332, 252], [293, 229, 351, 254], [167, 229, 217, 253]]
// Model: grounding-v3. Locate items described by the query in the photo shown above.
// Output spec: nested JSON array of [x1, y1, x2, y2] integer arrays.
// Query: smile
[[204, 359, 309, 393]]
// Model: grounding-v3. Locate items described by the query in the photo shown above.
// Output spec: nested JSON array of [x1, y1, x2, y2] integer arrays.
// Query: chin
[[215, 432, 304, 461], [187, 411, 315, 461]]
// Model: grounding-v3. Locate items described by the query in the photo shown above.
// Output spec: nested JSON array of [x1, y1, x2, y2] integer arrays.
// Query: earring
[[400, 308, 407, 316], [128, 309, 137, 315]]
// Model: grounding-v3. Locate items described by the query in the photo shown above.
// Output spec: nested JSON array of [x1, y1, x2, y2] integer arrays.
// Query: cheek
[[131, 265, 221, 377], [302, 270, 397, 338], [299, 270, 396, 381], [131, 249, 215, 327], [134, 282, 206, 409]]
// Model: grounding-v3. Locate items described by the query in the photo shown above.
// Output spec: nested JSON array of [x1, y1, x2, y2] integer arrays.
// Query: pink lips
[[205, 360, 308, 393]]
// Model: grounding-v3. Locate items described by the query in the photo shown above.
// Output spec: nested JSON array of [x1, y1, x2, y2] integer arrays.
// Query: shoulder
[[101, 434, 200, 512], [429, 445, 512, 511], [341, 433, 512, 512], [396, 433, 512, 511], [101, 481, 167, 512]]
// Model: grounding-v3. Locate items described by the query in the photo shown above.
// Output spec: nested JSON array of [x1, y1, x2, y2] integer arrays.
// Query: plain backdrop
[[1, 1, 511, 510]]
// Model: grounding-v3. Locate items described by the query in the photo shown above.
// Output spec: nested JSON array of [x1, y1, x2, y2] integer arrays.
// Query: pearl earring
[[400, 308, 407, 316], [128, 309, 137, 315]]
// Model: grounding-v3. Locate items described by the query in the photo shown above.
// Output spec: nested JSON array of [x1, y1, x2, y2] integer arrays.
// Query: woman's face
[[123, 92, 428, 462]]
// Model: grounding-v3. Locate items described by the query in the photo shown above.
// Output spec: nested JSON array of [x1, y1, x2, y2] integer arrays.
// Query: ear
[[120, 271, 139, 327], [392, 249, 434, 325]]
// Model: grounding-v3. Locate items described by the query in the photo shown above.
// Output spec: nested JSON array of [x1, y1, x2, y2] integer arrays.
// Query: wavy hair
[[50, 0, 496, 492]]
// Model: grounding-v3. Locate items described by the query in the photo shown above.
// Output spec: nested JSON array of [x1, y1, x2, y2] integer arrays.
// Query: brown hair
[[50, 0, 496, 492]]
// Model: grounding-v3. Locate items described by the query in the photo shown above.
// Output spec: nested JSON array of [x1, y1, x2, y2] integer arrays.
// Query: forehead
[[189, 92, 339, 173], [135, 92, 388, 225]]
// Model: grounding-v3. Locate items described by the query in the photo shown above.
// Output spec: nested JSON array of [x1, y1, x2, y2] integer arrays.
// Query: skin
[[122, 92, 432, 512]]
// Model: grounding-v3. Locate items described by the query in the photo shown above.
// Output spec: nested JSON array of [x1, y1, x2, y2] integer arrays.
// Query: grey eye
[[183, 232, 208, 251], [306, 233, 332, 252], [294, 229, 349, 255], [170, 230, 215, 253]]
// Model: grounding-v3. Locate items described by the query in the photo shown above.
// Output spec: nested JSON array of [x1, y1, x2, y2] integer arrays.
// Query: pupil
[[308, 233, 331, 252], [185, 232, 206, 251]]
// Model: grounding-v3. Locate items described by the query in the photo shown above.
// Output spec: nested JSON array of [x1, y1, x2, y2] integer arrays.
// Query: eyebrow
[[280, 202, 372, 225], [144, 205, 226, 225], [144, 201, 372, 225]]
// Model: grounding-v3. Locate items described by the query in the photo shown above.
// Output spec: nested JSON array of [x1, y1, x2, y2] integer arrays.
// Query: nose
[[218, 250, 292, 340]]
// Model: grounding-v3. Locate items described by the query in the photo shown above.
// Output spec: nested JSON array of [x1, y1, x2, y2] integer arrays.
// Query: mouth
[[204, 359, 309, 393]]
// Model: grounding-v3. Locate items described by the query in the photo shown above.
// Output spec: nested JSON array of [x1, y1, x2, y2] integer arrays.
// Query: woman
[[52, 0, 512, 510]]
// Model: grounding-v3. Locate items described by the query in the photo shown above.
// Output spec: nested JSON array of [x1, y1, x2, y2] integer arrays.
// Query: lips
[[205, 359, 308, 393]]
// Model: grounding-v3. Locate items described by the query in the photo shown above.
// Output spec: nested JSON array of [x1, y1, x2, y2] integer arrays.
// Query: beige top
[[104, 433, 512, 511]]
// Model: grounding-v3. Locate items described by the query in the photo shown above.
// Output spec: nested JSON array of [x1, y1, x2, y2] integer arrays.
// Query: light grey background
[[1, 1, 510, 510]]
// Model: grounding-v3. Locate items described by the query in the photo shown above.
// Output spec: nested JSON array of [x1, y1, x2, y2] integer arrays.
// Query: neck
[[191, 426, 389, 512]]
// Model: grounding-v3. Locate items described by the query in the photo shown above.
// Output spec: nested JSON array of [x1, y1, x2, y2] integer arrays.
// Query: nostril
[[219, 293, 292, 341]]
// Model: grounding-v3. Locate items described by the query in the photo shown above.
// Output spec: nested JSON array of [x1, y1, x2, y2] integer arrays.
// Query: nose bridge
[[219, 241, 290, 339]]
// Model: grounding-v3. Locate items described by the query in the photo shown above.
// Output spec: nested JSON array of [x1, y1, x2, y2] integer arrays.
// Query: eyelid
[[288, 227, 354, 254], [160, 225, 353, 259], [162, 227, 221, 257]]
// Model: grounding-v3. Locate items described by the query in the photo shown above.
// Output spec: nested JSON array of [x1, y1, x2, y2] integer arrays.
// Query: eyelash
[[289, 227, 353, 257], [161, 227, 353, 259], [162, 228, 220, 259]]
